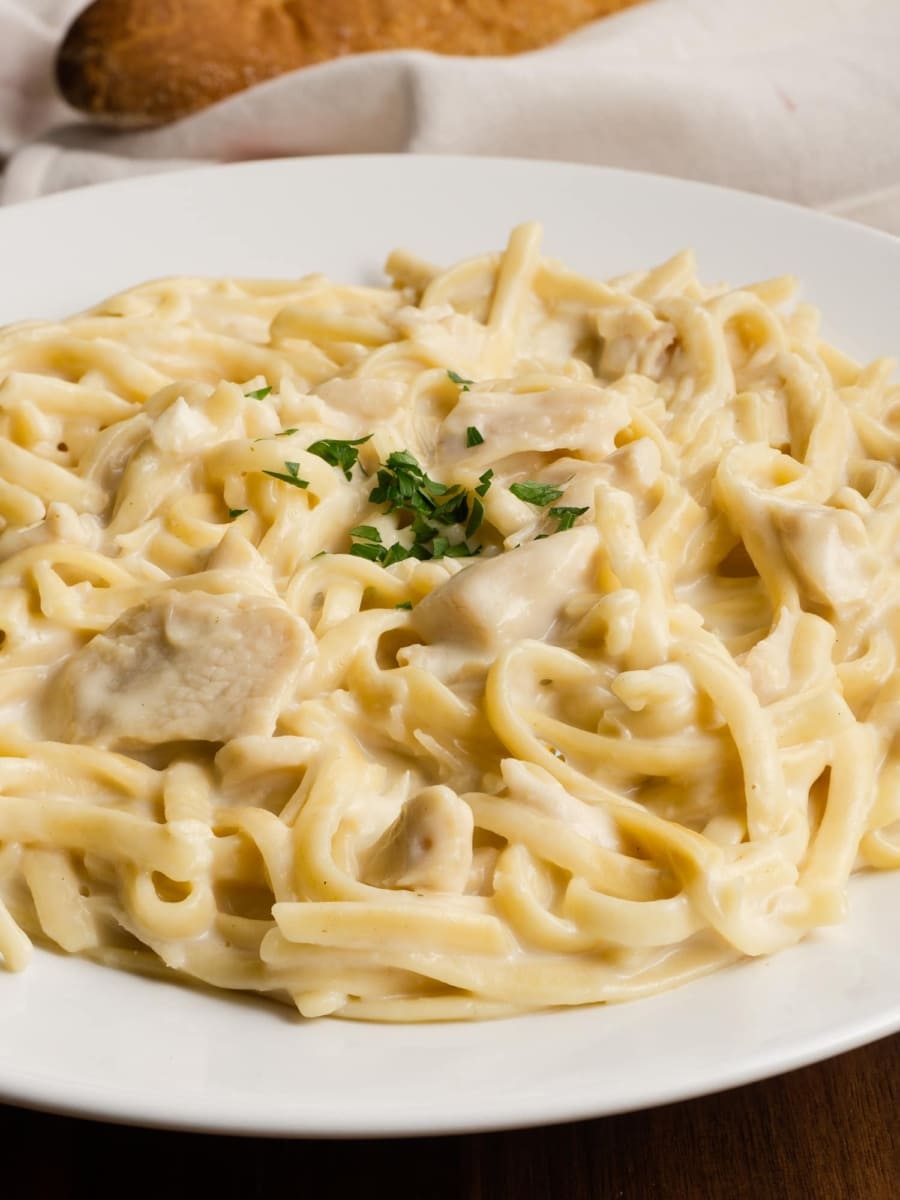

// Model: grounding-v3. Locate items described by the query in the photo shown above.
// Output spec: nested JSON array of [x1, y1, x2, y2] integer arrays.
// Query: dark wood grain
[[3, 1035, 897, 1199]]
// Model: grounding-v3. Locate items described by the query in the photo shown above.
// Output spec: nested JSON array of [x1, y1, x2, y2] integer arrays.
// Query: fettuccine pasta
[[0, 223, 896, 1021]]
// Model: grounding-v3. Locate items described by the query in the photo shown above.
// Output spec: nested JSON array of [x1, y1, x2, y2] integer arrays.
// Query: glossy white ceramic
[[0, 156, 898, 1136]]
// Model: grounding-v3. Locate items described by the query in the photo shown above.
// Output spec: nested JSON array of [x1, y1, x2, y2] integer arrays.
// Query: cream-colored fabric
[[0, 0, 84, 155], [1, 0, 900, 233], [0, 224, 896, 1020]]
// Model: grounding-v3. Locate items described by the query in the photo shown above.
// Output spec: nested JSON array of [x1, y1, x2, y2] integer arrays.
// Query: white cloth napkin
[[2, 0, 900, 233]]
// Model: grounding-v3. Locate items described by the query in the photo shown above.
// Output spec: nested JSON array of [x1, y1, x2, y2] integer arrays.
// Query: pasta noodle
[[0, 223, 897, 1022]]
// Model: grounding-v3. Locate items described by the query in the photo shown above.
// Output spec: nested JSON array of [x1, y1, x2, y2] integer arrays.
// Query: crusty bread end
[[57, 0, 649, 127]]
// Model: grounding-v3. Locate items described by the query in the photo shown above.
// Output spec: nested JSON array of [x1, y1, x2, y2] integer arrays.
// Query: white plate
[[0, 156, 898, 1137]]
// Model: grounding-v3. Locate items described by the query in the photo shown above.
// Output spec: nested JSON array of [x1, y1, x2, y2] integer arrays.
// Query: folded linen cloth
[[1, 0, 900, 233]]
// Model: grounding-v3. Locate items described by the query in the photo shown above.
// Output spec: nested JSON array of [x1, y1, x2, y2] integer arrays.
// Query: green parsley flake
[[428, 490, 470, 526], [245, 385, 273, 401], [549, 505, 589, 532], [263, 461, 309, 490], [394, 601, 413, 610], [465, 494, 484, 538], [510, 480, 565, 506], [466, 426, 485, 447], [307, 434, 373, 480], [349, 542, 385, 562], [475, 468, 494, 497], [275, 428, 299, 438], [227, 508, 248, 519], [350, 525, 383, 543], [383, 543, 414, 566], [447, 369, 474, 391], [349, 524, 409, 565]]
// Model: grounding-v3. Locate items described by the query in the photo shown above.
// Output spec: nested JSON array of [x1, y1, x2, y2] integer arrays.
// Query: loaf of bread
[[57, 0, 648, 127]]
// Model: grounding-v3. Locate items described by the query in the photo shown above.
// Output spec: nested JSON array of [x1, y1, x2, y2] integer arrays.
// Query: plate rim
[[4, 150, 900, 251], [1, 977, 898, 1139], [0, 153, 898, 1137]]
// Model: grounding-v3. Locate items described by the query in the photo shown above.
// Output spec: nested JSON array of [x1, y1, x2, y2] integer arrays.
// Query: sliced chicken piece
[[314, 377, 406, 422], [435, 384, 629, 467], [716, 446, 877, 612], [362, 786, 474, 893], [594, 299, 676, 381], [54, 591, 310, 748], [772, 503, 876, 609], [412, 526, 599, 652]]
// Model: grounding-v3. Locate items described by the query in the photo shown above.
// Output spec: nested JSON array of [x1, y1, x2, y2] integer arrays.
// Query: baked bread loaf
[[57, 0, 648, 127]]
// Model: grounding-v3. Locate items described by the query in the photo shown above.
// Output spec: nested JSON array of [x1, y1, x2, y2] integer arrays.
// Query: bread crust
[[57, 0, 648, 126]]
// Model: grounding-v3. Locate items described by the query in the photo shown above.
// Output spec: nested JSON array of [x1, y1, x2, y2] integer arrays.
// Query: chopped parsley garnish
[[549, 505, 588, 531], [350, 525, 382, 543], [510, 480, 565, 506], [394, 601, 413, 610], [263, 461, 309, 490], [379, 542, 410, 564], [427, 488, 470, 526], [383, 542, 418, 566], [436, 538, 476, 557], [349, 541, 386, 562], [332, 438, 587, 573], [369, 450, 459, 515], [337, 446, 583, 568], [350, 527, 411, 564], [275, 427, 299, 438], [448, 369, 474, 391], [245, 385, 273, 401], [351, 449, 484, 562], [465, 495, 484, 538], [307, 434, 373, 480], [227, 507, 248, 519], [349, 525, 405, 563], [475, 468, 493, 497]]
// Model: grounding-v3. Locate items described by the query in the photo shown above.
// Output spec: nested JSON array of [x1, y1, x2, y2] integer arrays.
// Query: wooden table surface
[[3, 1033, 897, 1197]]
